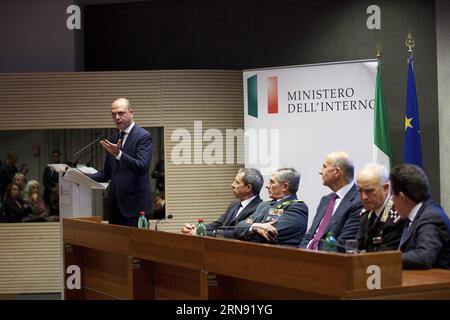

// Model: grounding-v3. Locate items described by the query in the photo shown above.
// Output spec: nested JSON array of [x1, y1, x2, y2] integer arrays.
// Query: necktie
[[399, 218, 411, 249], [226, 203, 242, 225], [368, 212, 378, 229], [118, 131, 126, 149], [309, 193, 338, 250], [234, 203, 243, 218]]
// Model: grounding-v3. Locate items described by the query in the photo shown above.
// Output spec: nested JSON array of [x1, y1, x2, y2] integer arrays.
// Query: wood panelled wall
[[0, 223, 61, 294], [0, 70, 244, 232]]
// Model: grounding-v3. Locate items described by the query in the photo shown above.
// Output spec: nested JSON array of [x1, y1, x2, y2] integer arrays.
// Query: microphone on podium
[[71, 133, 106, 167], [155, 214, 173, 231], [63, 133, 105, 177]]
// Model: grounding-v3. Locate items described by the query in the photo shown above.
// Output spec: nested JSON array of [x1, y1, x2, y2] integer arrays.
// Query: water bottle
[[196, 219, 206, 236], [322, 231, 337, 252], [138, 211, 149, 229]]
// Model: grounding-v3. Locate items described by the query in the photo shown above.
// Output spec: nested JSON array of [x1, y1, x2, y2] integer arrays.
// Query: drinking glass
[[345, 239, 358, 254]]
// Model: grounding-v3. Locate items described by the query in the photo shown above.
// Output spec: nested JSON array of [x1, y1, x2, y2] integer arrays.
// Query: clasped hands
[[181, 223, 196, 235], [252, 220, 278, 241]]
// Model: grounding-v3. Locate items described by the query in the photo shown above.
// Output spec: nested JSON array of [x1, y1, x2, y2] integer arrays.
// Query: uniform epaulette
[[273, 199, 303, 210]]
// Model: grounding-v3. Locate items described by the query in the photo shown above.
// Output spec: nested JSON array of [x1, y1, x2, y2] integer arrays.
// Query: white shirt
[[237, 195, 257, 218], [332, 182, 354, 216], [116, 121, 135, 160], [407, 202, 423, 227]]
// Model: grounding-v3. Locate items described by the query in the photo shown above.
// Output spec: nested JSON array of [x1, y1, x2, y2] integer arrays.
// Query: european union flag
[[404, 57, 423, 167]]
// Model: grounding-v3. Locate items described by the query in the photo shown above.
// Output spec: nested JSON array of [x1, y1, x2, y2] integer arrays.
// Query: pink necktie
[[309, 193, 338, 250]]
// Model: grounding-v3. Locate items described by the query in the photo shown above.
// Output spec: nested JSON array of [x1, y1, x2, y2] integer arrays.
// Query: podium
[[49, 164, 107, 219], [49, 164, 108, 300]]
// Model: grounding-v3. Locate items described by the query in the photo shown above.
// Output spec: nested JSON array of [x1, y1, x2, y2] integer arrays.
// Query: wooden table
[[63, 217, 450, 300]]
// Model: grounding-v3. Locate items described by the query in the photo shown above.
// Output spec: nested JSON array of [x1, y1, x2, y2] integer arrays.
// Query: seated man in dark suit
[[390, 164, 450, 269], [300, 151, 362, 251], [234, 167, 308, 247], [181, 168, 263, 238], [356, 163, 405, 252]]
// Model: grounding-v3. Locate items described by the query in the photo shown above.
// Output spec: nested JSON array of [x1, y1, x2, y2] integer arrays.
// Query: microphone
[[70, 133, 106, 168], [155, 214, 173, 231]]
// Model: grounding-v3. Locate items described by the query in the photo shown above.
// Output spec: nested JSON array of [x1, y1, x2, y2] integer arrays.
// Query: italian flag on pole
[[373, 59, 393, 171]]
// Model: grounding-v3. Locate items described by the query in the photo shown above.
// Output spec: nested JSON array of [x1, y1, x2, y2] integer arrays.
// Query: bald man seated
[[300, 151, 363, 252]]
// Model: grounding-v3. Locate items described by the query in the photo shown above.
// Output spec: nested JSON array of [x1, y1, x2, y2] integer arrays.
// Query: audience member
[[0, 152, 19, 202], [2, 183, 32, 222], [12, 173, 26, 197], [24, 180, 47, 217], [43, 150, 60, 210], [152, 159, 165, 193]]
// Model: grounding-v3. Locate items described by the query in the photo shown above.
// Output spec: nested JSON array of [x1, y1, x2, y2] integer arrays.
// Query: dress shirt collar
[[408, 202, 423, 223], [335, 181, 354, 200], [240, 195, 257, 209], [122, 121, 135, 135]]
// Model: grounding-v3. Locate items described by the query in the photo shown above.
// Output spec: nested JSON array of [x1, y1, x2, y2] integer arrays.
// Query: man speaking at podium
[[89, 98, 153, 227]]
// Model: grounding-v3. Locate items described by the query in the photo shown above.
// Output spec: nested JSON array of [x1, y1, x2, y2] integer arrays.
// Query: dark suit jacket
[[90, 124, 153, 218], [0, 164, 18, 202], [3, 198, 32, 222], [205, 196, 262, 238], [400, 199, 450, 269], [357, 198, 405, 252], [233, 194, 308, 247], [300, 184, 362, 251]]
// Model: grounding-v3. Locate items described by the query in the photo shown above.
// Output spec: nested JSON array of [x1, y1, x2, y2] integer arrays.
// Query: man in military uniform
[[234, 167, 308, 247], [356, 163, 405, 252]]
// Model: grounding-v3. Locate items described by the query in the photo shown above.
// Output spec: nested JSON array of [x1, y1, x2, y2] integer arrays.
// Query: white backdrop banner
[[243, 60, 377, 227]]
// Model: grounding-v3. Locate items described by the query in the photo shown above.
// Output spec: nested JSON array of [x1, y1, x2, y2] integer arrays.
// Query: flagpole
[[405, 31, 415, 54], [406, 31, 415, 62], [373, 43, 393, 170], [376, 43, 382, 60]]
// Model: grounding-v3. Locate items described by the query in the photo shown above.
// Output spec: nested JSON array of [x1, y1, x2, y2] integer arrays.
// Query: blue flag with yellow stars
[[404, 57, 423, 167]]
